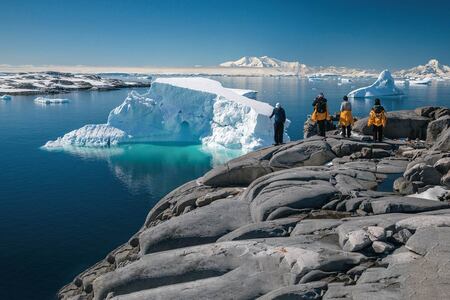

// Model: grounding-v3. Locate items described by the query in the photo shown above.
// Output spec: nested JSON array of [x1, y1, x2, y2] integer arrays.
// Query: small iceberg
[[409, 78, 432, 85], [394, 79, 409, 86], [348, 70, 403, 98], [34, 97, 70, 104], [1, 95, 12, 101], [339, 78, 352, 84]]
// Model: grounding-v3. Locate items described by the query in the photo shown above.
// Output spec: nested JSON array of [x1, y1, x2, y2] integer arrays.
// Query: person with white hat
[[269, 102, 286, 145]]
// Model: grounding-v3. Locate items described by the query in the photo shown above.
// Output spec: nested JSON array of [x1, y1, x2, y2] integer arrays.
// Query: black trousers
[[341, 125, 351, 138], [274, 122, 284, 144], [373, 125, 383, 142], [317, 120, 326, 137]]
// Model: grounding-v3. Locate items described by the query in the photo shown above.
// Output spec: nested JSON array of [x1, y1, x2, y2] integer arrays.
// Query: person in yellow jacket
[[339, 95, 353, 138], [367, 98, 387, 142], [311, 93, 331, 137]]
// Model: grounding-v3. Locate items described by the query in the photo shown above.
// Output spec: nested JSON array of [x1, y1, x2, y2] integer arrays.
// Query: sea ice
[[44, 77, 289, 150], [409, 78, 432, 85], [347, 70, 403, 98], [34, 97, 70, 104]]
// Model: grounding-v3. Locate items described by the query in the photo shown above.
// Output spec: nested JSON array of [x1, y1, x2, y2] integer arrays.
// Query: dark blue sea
[[1, 77, 449, 299]]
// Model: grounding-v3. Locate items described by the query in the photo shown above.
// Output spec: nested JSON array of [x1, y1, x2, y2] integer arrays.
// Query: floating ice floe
[[44, 77, 289, 150], [347, 70, 403, 98], [34, 97, 70, 104], [394, 79, 409, 86], [409, 78, 432, 85], [1, 95, 12, 100], [339, 78, 352, 84]]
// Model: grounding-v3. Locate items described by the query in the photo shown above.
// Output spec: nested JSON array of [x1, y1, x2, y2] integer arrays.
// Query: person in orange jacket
[[368, 98, 387, 142], [339, 95, 353, 138], [311, 93, 330, 137]]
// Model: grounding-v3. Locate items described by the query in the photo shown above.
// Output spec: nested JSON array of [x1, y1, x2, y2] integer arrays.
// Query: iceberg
[[44, 77, 289, 150], [347, 70, 403, 98], [1, 94, 12, 100], [34, 97, 69, 104], [409, 78, 432, 85]]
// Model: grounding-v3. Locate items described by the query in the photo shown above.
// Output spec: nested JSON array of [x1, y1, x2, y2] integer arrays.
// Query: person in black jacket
[[269, 102, 286, 145]]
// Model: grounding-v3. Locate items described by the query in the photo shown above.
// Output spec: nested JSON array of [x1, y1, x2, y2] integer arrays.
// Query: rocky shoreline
[[59, 106, 450, 300]]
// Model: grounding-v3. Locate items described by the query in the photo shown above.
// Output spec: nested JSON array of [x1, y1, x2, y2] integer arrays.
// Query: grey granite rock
[[201, 146, 279, 187], [404, 162, 442, 185], [434, 157, 450, 174], [217, 218, 300, 242], [256, 281, 327, 300], [371, 241, 394, 254], [291, 219, 343, 236], [426, 115, 450, 143], [269, 140, 336, 169], [369, 196, 450, 214], [353, 110, 430, 140], [249, 179, 338, 222], [93, 239, 365, 300], [139, 197, 251, 254], [432, 126, 450, 152]]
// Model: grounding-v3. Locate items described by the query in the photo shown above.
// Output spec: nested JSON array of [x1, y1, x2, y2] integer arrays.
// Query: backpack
[[373, 105, 385, 122], [316, 100, 327, 113]]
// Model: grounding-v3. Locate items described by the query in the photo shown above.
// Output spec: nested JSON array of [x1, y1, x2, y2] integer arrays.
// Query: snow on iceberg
[[35, 97, 69, 104], [44, 77, 289, 150], [227, 88, 257, 100], [347, 70, 403, 98]]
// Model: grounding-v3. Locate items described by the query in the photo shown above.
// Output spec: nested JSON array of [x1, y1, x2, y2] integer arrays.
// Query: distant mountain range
[[219, 56, 450, 79], [394, 59, 450, 79], [220, 56, 305, 71]]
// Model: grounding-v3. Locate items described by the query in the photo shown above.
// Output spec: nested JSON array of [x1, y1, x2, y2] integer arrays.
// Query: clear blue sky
[[1, 0, 449, 69]]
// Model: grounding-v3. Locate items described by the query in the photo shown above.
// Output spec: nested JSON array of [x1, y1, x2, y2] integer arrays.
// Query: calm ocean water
[[0, 78, 449, 299]]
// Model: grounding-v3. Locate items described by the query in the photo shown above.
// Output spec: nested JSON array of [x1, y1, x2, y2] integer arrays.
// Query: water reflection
[[43, 143, 244, 195]]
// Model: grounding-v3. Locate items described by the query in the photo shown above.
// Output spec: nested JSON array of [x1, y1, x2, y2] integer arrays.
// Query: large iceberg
[[44, 77, 289, 150], [347, 70, 403, 98]]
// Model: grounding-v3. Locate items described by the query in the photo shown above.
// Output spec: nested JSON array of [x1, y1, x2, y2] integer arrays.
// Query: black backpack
[[316, 100, 327, 113]]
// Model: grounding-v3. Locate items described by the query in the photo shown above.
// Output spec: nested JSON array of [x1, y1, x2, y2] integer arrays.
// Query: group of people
[[269, 93, 387, 145]]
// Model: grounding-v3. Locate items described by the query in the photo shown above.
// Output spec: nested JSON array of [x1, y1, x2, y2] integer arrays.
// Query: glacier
[[347, 70, 404, 98], [44, 77, 289, 150]]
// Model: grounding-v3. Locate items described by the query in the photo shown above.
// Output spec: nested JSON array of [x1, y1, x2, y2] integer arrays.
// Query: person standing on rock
[[269, 102, 286, 145], [311, 93, 330, 137], [339, 95, 353, 138], [368, 98, 387, 142]]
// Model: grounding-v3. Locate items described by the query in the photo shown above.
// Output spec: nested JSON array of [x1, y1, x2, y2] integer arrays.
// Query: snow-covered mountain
[[220, 56, 306, 74], [219, 56, 378, 77], [395, 59, 450, 79]]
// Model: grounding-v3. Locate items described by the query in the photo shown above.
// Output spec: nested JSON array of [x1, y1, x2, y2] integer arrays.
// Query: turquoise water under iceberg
[[1, 78, 450, 299]]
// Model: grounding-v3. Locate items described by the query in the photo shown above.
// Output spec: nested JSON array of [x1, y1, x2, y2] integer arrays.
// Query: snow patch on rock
[[409, 186, 449, 201], [348, 70, 403, 98]]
